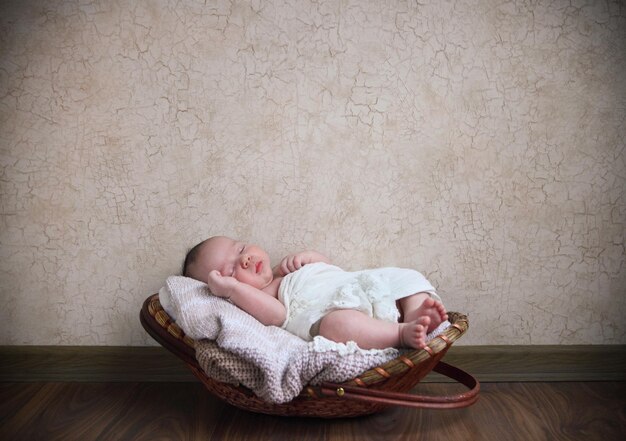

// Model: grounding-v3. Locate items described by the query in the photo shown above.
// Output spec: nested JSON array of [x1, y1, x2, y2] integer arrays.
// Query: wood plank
[[1, 345, 625, 382], [1, 382, 625, 440]]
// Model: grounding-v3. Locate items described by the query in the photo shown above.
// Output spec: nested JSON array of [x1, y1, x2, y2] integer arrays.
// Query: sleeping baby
[[182, 236, 447, 350]]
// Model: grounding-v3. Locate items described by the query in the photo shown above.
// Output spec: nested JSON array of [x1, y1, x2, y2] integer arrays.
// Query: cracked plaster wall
[[1, 0, 624, 346]]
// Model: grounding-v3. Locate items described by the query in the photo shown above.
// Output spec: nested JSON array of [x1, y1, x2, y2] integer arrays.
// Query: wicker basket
[[140, 293, 479, 418]]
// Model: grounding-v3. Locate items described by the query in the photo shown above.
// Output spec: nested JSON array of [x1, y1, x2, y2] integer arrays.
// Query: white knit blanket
[[160, 276, 448, 404]]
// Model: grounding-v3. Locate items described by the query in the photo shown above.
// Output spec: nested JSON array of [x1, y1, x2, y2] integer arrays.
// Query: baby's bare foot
[[399, 316, 431, 349], [415, 297, 448, 332]]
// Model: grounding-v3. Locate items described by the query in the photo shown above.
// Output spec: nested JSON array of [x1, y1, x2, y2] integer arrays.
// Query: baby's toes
[[417, 315, 431, 329], [415, 334, 426, 348], [435, 301, 448, 319], [414, 323, 426, 348]]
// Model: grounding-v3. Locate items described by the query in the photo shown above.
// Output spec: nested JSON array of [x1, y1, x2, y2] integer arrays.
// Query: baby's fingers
[[286, 256, 297, 272], [280, 255, 302, 275], [292, 255, 303, 270], [279, 258, 290, 275]]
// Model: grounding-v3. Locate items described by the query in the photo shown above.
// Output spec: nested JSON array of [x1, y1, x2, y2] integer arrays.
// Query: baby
[[183, 236, 447, 350]]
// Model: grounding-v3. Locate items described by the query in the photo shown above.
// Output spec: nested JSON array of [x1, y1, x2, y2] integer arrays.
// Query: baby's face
[[192, 236, 274, 290]]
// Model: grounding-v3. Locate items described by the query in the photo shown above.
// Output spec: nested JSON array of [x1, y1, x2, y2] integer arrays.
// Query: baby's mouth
[[255, 261, 262, 274]]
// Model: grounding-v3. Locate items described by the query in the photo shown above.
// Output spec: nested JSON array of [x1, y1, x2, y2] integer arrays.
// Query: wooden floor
[[1, 381, 624, 440]]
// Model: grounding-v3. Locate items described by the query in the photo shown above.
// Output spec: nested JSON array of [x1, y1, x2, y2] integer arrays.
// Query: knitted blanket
[[160, 276, 448, 404]]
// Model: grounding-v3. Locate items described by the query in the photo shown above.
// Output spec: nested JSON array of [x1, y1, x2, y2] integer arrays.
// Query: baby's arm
[[275, 251, 330, 276], [206, 270, 286, 327]]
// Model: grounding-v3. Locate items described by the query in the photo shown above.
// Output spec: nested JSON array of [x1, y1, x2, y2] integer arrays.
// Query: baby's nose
[[240, 254, 251, 268]]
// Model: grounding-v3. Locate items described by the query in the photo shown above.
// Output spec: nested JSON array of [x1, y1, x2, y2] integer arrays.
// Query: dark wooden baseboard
[[1, 345, 624, 383], [432, 345, 626, 382]]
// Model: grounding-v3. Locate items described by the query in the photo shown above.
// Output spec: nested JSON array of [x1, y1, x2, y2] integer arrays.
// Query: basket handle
[[320, 361, 480, 409]]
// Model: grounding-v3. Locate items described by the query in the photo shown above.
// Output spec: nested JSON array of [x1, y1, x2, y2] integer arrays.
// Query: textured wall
[[1, 0, 624, 346]]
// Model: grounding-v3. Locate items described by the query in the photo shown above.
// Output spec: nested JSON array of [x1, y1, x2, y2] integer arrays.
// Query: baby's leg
[[318, 309, 431, 350], [399, 293, 447, 332]]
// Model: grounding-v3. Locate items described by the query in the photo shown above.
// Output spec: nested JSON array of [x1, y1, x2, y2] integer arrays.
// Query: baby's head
[[183, 236, 274, 289], [182, 238, 211, 280]]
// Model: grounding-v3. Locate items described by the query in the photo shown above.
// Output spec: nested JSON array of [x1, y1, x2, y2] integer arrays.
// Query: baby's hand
[[206, 270, 238, 298], [278, 251, 328, 276]]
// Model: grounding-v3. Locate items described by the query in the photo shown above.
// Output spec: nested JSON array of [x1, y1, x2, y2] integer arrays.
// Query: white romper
[[278, 262, 440, 341]]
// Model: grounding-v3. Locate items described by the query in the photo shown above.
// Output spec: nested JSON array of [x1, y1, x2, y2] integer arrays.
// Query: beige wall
[[1, 0, 624, 346]]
